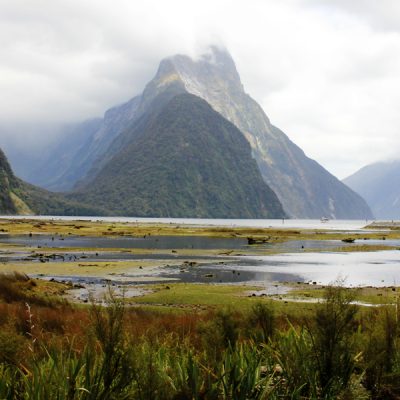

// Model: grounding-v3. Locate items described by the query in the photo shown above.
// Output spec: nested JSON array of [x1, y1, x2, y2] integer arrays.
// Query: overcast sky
[[1, 0, 400, 178]]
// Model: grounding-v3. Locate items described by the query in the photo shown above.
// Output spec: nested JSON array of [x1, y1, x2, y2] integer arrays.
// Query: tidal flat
[[1, 217, 400, 306]]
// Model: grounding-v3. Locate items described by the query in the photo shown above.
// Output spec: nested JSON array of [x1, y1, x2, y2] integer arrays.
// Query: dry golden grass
[[2, 217, 398, 241]]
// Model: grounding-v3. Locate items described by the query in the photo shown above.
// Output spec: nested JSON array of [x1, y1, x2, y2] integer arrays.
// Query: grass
[[1, 274, 400, 398], [0, 260, 167, 278], [123, 281, 400, 315], [130, 282, 321, 318], [329, 244, 400, 252], [367, 221, 400, 230], [285, 284, 400, 305], [2, 217, 400, 241], [1, 284, 400, 399], [0, 272, 68, 306], [131, 283, 257, 307]]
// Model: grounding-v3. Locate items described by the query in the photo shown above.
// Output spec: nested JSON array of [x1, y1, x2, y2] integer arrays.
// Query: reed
[[2, 283, 400, 398]]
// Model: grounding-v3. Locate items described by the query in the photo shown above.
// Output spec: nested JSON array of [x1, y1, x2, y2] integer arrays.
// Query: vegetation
[[14, 182, 108, 216], [2, 217, 400, 243], [132, 283, 258, 308], [0, 273, 400, 399], [2, 219, 400, 398], [286, 285, 400, 305], [0, 148, 107, 216], [0, 149, 20, 214], [69, 93, 286, 218]]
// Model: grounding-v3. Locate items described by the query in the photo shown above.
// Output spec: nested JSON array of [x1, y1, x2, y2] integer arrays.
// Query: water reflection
[[236, 251, 400, 287], [2, 233, 400, 287], [0, 234, 247, 250]]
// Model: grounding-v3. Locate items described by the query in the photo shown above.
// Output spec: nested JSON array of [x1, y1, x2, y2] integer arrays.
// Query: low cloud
[[1, 0, 400, 178]]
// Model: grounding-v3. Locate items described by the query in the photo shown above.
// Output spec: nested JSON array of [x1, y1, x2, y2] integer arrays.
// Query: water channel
[[1, 228, 400, 287]]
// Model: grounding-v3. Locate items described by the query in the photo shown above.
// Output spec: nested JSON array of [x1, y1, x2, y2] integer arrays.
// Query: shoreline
[[1, 217, 400, 308]]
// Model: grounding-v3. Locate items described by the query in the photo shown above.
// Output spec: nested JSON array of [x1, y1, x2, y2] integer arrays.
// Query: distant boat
[[320, 217, 329, 223]]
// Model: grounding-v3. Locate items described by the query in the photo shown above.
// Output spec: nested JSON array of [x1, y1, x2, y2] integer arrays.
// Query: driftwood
[[341, 238, 355, 243], [247, 237, 270, 245]]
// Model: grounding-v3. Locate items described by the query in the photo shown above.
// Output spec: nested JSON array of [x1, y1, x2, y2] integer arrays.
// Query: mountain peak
[[201, 45, 234, 63], [146, 47, 373, 219], [154, 46, 244, 96]]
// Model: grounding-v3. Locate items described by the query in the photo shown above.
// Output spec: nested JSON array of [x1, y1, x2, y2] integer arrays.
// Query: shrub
[[0, 326, 25, 366], [308, 283, 359, 396], [248, 302, 275, 343]]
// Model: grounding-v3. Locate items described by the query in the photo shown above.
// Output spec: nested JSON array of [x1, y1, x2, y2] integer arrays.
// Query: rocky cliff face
[[145, 47, 373, 219], [344, 160, 400, 219]]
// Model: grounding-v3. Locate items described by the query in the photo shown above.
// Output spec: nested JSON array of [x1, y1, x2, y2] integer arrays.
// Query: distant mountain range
[[344, 160, 400, 219], [3, 47, 373, 219], [0, 148, 104, 216]]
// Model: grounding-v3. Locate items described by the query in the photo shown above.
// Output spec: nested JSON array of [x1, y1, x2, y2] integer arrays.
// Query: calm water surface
[[1, 217, 399, 287], [0, 234, 247, 250], [235, 251, 400, 287]]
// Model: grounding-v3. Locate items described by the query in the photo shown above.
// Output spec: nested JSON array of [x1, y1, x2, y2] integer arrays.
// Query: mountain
[[11, 47, 373, 219], [11, 98, 142, 192], [0, 148, 19, 214], [134, 48, 372, 219], [25, 119, 103, 191], [343, 160, 400, 219], [0, 148, 105, 216], [69, 93, 286, 218], [75, 81, 188, 189]]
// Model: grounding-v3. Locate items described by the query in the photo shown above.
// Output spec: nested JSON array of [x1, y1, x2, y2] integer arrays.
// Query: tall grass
[[2, 283, 400, 398]]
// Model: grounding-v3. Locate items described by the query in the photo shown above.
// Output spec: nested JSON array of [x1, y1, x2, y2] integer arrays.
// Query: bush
[[0, 326, 25, 366], [309, 283, 359, 396], [248, 302, 275, 343]]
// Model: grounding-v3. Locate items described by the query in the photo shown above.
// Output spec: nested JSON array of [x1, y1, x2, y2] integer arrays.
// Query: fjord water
[[2, 216, 371, 230]]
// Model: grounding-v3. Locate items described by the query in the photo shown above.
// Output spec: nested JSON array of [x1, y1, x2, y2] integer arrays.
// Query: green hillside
[[0, 148, 19, 214], [0, 148, 105, 216], [70, 93, 286, 218]]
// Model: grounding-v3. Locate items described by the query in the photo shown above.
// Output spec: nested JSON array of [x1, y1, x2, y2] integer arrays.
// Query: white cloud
[[301, 0, 400, 33], [0, 0, 400, 178]]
